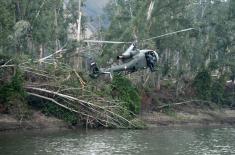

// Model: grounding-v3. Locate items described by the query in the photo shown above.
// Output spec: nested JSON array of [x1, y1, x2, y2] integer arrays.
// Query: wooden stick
[[157, 100, 216, 109], [27, 92, 112, 127], [24, 69, 55, 79], [38, 48, 67, 62], [0, 65, 15, 68], [73, 70, 86, 88], [26, 87, 136, 127]]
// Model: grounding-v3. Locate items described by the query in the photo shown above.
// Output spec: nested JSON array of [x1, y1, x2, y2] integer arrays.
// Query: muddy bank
[[1, 110, 235, 131], [141, 109, 235, 127], [1, 106, 235, 131], [0, 111, 67, 132]]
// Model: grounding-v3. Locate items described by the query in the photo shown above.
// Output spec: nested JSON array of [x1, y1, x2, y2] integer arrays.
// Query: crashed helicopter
[[84, 28, 195, 78]]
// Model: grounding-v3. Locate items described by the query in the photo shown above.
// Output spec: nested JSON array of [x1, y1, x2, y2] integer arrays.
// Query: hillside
[[85, 0, 110, 17], [84, 0, 110, 31]]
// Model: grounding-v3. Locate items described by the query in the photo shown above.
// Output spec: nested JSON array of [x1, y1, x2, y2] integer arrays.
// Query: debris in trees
[[1, 58, 143, 129]]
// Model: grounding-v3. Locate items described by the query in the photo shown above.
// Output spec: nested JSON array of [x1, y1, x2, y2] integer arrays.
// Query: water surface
[[0, 126, 235, 155]]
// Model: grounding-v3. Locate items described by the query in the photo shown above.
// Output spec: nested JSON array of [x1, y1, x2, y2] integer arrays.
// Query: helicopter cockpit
[[145, 51, 159, 72]]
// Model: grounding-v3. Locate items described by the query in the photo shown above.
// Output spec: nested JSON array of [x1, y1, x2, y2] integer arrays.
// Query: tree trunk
[[75, 0, 82, 70], [156, 72, 161, 91], [39, 44, 44, 66], [54, 9, 59, 51], [15, 0, 21, 21], [77, 0, 82, 41]]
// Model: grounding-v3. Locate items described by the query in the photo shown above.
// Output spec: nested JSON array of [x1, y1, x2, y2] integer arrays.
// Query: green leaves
[[111, 74, 141, 114], [43, 103, 79, 125], [0, 0, 79, 56], [0, 65, 29, 119], [193, 69, 232, 105], [211, 77, 226, 104], [193, 69, 212, 100], [0, 1, 15, 49]]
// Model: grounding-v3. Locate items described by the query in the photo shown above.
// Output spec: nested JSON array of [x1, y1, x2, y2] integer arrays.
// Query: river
[[0, 126, 235, 155]]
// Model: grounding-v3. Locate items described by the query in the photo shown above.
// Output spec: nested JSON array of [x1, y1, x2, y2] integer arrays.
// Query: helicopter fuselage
[[107, 50, 145, 72], [87, 28, 195, 78], [101, 49, 159, 73], [89, 43, 159, 78]]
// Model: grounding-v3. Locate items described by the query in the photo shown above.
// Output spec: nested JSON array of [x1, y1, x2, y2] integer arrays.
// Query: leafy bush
[[111, 74, 141, 114], [193, 70, 233, 106], [211, 77, 226, 104], [193, 69, 212, 100], [42, 103, 79, 125], [0, 68, 29, 119]]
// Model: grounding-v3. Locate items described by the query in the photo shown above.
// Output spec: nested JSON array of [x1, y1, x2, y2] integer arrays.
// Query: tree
[[100, 0, 234, 104], [0, 1, 15, 53]]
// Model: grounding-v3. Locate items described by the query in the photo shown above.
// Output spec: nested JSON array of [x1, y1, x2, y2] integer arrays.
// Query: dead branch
[[0, 57, 142, 128], [38, 47, 67, 62], [0, 65, 16, 68], [3, 59, 13, 65], [27, 92, 114, 127], [20, 66, 49, 74], [24, 69, 55, 79], [73, 69, 86, 88], [26, 86, 137, 128], [28, 92, 79, 113], [157, 100, 216, 109]]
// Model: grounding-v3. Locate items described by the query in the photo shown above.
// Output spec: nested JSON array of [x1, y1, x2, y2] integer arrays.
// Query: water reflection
[[0, 127, 235, 155]]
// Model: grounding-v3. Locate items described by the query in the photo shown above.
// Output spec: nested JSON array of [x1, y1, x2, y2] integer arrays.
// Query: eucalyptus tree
[[0, 0, 88, 60], [101, 0, 234, 99], [64, 0, 87, 70], [0, 1, 15, 53]]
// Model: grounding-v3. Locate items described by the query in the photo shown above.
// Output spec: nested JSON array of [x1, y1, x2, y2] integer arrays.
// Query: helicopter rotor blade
[[142, 28, 195, 42], [83, 40, 131, 44], [83, 28, 195, 44]]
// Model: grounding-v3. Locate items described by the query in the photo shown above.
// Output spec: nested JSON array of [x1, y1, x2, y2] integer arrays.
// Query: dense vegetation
[[0, 0, 234, 128], [101, 0, 235, 106], [0, 55, 28, 119]]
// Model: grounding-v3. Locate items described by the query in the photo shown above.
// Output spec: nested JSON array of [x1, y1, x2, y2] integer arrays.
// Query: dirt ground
[[140, 82, 235, 127], [140, 108, 235, 127], [0, 111, 67, 131]]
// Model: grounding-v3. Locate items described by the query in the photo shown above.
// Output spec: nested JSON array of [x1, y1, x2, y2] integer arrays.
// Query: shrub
[[42, 103, 78, 125], [211, 77, 226, 104], [111, 74, 141, 114], [0, 68, 29, 119], [193, 69, 212, 100]]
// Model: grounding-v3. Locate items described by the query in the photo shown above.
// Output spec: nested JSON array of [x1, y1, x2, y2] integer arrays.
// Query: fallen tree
[[0, 55, 144, 129]]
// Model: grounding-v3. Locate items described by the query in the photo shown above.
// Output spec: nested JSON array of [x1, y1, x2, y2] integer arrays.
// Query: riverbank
[[140, 80, 235, 127], [141, 108, 235, 127], [0, 111, 67, 132], [1, 108, 235, 131]]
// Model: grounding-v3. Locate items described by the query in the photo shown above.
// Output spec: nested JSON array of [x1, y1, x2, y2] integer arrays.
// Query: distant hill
[[84, 0, 110, 17], [64, 0, 110, 36], [84, 0, 110, 31]]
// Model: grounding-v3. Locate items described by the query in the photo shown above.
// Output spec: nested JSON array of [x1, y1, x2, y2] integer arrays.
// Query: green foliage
[[102, 0, 234, 98], [211, 77, 226, 104], [0, 1, 15, 50], [0, 68, 29, 119], [42, 103, 78, 125], [193, 69, 212, 100], [0, 0, 86, 56], [0, 69, 26, 103], [193, 70, 233, 106], [163, 106, 177, 117], [111, 74, 141, 114]]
